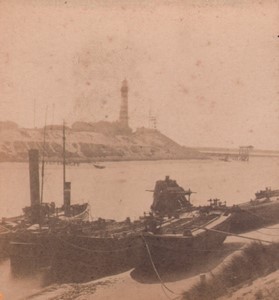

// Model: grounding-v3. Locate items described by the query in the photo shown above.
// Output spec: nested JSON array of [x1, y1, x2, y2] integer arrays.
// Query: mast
[[29, 149, 41, 224], [63, 120, 66, 191], [33, 99, 36, 128], [63, 121, 71, 215], [40, 107, 48, 204]]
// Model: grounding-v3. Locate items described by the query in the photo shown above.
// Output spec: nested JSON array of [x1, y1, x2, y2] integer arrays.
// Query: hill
[[0, 124, 204, 162]]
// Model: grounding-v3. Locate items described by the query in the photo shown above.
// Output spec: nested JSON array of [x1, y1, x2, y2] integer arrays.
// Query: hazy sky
[[0, 0, 278, 149]]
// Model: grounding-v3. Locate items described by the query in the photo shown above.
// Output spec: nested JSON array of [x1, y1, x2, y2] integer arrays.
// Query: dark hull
[[93, 164, 105, 169], [9, 232, 55, 275], [51, 234, 144, 282], [139, 215, 231, 270], [0, 233, 10, 258], [8, 203, 90, 274], [230, 200, 279, 233], [255, 189, 279, 200]]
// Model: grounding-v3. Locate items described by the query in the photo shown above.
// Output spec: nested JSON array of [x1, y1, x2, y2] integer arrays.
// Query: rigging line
[[63, 120, 66, 186], [195, 226, 273, 244], [254, 229, 279, 237], [0, 224, 11, 233], [141, 234, 183, 297], [40, 106, 48, 204]]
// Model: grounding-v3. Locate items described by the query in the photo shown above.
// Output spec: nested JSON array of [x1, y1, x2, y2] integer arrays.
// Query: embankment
[[0, 126, 204, 162], [183, 242, 279, 300]]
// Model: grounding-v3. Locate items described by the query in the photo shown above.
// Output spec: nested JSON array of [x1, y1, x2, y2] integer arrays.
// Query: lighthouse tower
[[119, 79, 129, 129]]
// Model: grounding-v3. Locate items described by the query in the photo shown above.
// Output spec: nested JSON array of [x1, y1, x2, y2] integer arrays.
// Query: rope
[[0, 224, 12, 233], [160, 285, 178, 300], [141, 234, 183, 299], [196, 226, 274, 244], [254, 229, 279, 237], [56, 236, 142, 253]]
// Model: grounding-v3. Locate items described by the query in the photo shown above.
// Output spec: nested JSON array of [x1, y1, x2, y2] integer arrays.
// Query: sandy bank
[[217, 269, 279, 300], [25, 224, 279, 300]]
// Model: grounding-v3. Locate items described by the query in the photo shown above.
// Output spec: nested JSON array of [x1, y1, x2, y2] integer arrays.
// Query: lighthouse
[[119, 79, 129, 129]]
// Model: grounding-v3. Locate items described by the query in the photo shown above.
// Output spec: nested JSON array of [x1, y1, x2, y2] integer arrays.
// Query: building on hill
[[72, 79, 132, 135], [44, 124, 70, 131], [72, 120, 132, 135], [72, 120, 120, 135]]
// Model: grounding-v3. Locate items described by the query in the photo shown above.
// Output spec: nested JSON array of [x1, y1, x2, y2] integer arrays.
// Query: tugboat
[[8, 122, 90, 272], [8, 149, 89, 274]]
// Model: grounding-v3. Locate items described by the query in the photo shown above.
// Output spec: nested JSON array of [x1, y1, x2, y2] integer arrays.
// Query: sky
[[0, 0, 279, 149]]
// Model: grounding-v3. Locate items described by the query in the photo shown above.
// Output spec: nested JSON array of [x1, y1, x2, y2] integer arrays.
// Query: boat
[[0, 225, 11, 258], [8, 149, 90, 273], [51, 220, 143, 282], [93, 162, 106, 169], [0, 213, 30, 258], [255, 187, 279, 200], [140, 211, 231, 270], [51, 176, 232, 281], [8, 124, 90, 272], [229, 188, 279, 233], [138, 176, 232, 270]]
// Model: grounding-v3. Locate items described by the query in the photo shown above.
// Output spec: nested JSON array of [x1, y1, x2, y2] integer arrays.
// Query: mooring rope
[[254, 229, 279, 237], [141, 234, 183, 299], [140, 226, 275, 299], [195, 226, 274, 244]]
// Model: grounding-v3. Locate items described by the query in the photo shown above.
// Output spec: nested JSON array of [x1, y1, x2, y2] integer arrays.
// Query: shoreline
[[0, 156, 208, 164], [24, 224, 279, 300], [1, 154, 278, 164]]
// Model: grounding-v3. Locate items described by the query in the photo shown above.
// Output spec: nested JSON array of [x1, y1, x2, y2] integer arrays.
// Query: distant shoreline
[[0, 156, 209, 164], [0, 154, 278, 164]]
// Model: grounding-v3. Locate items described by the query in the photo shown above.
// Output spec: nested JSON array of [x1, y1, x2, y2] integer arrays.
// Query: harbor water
[[0, 157, 279, 298]]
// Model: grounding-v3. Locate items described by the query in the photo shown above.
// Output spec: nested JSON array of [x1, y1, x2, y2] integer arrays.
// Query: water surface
[[0, 157, 278, 299]]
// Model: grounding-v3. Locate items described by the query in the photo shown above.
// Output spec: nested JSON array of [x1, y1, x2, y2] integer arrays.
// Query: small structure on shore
[[239, 145, 254, 161]]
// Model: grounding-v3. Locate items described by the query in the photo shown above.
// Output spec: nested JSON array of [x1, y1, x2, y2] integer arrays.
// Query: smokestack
[[64, 181, 71, 216], [29, 149, 40, 207]]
